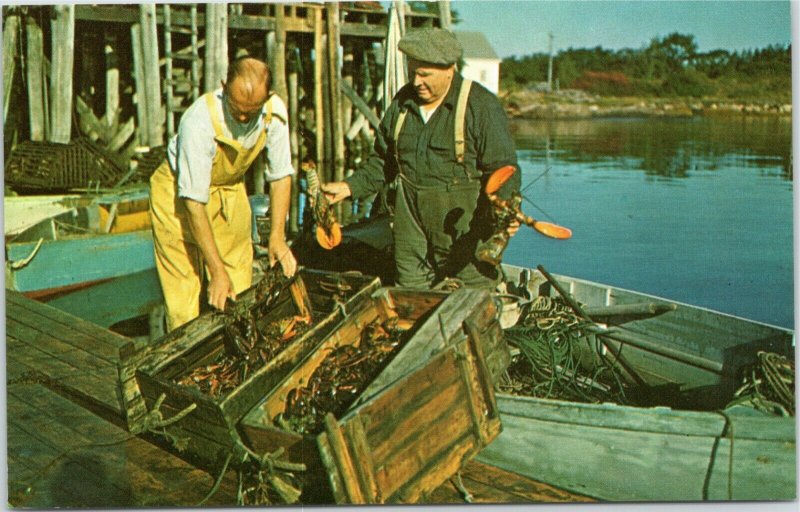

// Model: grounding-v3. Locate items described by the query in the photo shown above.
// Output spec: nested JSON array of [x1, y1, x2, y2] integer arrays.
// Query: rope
[[452, 471, 474, 503], [9, 237, 44, 269], [196, 451, 233, 506], [502, 296, 628, 404], [133, 392, 197, 451], [727, 351, 794, 416], [234, 440, 306, 505]]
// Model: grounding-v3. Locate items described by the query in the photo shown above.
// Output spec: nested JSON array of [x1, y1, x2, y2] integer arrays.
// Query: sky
[[451, 0, 793, 58]]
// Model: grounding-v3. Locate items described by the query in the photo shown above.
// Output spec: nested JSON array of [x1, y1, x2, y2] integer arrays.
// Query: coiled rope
[[502, 296, 628, 404]]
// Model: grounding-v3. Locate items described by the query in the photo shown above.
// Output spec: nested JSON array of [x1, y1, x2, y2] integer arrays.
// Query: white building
[[455, 31, 501, 94]]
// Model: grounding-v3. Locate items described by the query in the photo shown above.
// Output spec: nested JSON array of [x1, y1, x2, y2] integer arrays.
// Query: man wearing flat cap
[[323, 27, 520, 290]]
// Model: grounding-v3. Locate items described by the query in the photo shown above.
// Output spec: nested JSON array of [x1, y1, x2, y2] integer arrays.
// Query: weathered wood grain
[[49, 5, 74, 143]]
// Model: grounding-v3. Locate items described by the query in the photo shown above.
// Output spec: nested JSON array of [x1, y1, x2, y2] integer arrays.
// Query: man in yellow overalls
[[149, 56, 297, 330]]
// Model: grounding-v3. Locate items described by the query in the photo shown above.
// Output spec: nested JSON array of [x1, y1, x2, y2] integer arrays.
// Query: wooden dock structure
[[6, 289, 592, 506], [3, 2, 450, 230]]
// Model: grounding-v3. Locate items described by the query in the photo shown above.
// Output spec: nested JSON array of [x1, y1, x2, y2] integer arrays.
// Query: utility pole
[[547, 32, 554, 93]]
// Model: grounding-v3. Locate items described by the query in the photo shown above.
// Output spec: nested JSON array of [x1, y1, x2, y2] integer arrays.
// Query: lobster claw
[[485, 165, 517, 194], [316, 222, 342, 250]]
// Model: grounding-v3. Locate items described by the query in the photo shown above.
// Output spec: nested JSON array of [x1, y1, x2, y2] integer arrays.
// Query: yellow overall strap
[[454, 79, 473, 163], [204, 93, 224, 138], [206, 92, 275, 139]]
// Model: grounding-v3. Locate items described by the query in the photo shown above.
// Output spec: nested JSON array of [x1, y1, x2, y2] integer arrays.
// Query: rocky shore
[[502, 89, 792, 119]]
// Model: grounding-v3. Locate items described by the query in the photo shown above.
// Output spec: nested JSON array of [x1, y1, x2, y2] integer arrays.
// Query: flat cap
[[398, 27, 462, 66]]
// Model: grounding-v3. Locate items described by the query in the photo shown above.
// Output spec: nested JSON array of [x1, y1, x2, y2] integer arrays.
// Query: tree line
[[500, 33, 792, 100]]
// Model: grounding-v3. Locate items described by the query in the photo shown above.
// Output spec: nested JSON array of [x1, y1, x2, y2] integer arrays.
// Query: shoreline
[[502, 90, 792, 120]]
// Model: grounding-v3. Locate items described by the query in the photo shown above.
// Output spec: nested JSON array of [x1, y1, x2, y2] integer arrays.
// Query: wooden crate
[[118, 269, 380, 468], [239, 287, 503, 504]]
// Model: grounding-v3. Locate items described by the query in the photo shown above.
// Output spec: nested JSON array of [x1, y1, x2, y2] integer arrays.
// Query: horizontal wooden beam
[[75, 5, 389, 38]]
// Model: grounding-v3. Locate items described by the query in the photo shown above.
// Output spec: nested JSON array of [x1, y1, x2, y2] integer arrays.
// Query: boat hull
[[477, 394, 796, 501], [478, 265, 796, 501]]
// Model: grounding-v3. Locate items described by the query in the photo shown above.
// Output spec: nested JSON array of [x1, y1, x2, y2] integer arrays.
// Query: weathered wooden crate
[[118, 269, 380, 468], [238, 287, 503, 504]]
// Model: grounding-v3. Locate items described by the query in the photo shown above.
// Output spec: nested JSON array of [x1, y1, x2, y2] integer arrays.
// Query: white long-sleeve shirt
[[165, 88, 295, 203]]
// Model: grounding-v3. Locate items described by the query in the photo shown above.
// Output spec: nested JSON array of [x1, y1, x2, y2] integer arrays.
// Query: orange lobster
[[476, 165, 572, 266]]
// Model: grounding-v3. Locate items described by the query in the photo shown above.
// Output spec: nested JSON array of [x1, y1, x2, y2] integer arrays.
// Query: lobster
[[302, 161, 342, 250], [476, 165, 572, 266]]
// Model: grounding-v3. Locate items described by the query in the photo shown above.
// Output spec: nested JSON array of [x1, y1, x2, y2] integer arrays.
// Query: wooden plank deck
[[5, 289, 592, 507]]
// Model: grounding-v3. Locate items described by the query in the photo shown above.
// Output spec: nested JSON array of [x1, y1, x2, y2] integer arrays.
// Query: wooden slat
[[426, 460, 594, 504], [322, 414, 368, 503], [6, 382, 239, 507], [8, 317, 116, 373], [7, 294, 131, 358]]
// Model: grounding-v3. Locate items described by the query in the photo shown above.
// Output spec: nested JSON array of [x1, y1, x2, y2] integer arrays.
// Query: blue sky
[[451, 0, 793, 58]]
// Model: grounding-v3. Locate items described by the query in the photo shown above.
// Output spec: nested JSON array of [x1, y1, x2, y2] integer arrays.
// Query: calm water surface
[[504, 117, 794, 329]]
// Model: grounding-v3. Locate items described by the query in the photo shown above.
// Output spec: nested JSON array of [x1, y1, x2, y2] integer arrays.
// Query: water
[[504, 117, 794, 329]]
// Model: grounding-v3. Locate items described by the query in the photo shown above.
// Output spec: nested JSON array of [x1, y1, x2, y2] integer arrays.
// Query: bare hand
[[269, 236, 297, 277], [208, 270, 235, 311], [320, 182, 352, 205], [507, 219, 521, 237]]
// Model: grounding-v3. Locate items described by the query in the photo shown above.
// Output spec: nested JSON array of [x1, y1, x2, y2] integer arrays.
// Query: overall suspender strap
[[207, 92, 275, 139], [454, 79, 473, 163], [205, 93, 225, 137], [393, 108, 408, 171], [263, 95, 274, 126]]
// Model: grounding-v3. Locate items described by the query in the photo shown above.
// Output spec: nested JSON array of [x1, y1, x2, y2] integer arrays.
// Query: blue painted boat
[[5, 187, 155, 299]]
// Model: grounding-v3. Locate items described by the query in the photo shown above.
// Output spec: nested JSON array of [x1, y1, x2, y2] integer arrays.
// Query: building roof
[[454, 31, 500, 61]]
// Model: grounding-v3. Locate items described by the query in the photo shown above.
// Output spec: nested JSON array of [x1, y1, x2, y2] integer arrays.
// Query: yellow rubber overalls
[[149, 93, 272, 330]]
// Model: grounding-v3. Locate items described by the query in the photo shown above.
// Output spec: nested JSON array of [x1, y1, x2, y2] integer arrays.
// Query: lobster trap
[[5, 138, 127, 191], [119, 269, 380, 469], [238, 287, 505, 504]]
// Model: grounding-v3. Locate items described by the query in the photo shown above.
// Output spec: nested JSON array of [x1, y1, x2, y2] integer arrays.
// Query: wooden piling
[[438, 0, 452, 30], [313, 7, 325, 181], [326, 3, 346, 220], [140, 4, 163, 147], [288, 55, 300, 234], [25, 15, 46, 141], [272, 4, 288, 102], [49, 5, 75, 143], [131, 23, 148, 146], [3, 12, 19, 126], [104, 32, 120, 133], [163, 4, 175, 138], [204, 3, 228, 93]]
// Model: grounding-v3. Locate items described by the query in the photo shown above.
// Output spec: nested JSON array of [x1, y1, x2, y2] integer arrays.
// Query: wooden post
[[320, 34, 332, 182], [342, 43, 354, 140], [288, 54, 300, 234], [25, 15, 45, 141], [438, 0, 452, 30], [49, 5, 75, 143], [163, 4, 175, 138], [104, 31, 120, 133], [313, 7, 325, 181], [140, 4, 163, 147], [3, 12, 19, 126], [190, 4, 200, 100], [204, 3, 228, 93], [131, 23, 148, 145], [272, 4, 288, 102], [326, 3, 346, 220]]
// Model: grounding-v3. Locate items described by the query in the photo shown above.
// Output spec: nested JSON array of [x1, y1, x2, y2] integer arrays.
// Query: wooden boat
[[475, 263, 795, 502], [5, 187, 157, 306], [294, 218, 795, 502]]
